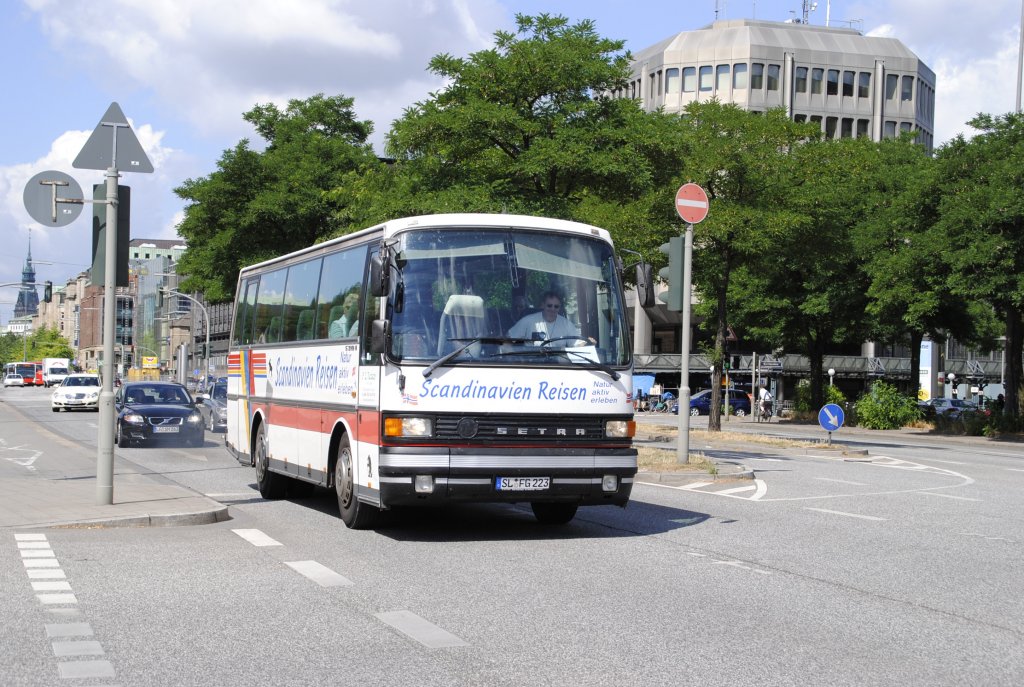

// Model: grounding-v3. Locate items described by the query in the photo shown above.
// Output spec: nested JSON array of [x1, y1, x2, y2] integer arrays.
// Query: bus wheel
[[334, 438, 375, 529], [255, 424, 286, 499], [531, 502, 578, 525]]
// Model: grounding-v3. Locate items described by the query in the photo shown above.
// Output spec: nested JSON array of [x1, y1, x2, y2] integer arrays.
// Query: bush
[[794, 379, 847, 413], [855, 381, 920, 430]]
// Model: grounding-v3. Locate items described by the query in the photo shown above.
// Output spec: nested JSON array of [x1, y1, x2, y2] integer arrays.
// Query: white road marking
[[57, 661, 115, 679], [18, 541, 52, 549], [814, 477, 868, 486], [37, 593, 78, 604], [375, 610, 469, 648], [924, 459, 968, 465], [52, 640, 104, 657], [27, 569, 66, 579], [285, 561, 353, 587], [717, 484, 756, 495], [232, 528, 281, 547], [23, 558, 60, 568], [45, 623, 93, 638], [21, 549, 56, 558], [918, 491, 980, 502], [804, 507, 886, 521], [680, 481, 713, 490], [15, 533, 47, 541], [205, 492, 258, 498], [1007, 468, 1024, 473], [32, 581, 72, 592]]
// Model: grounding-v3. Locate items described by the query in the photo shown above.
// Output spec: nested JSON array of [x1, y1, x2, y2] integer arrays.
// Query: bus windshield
[[388, 228, 630, 368]]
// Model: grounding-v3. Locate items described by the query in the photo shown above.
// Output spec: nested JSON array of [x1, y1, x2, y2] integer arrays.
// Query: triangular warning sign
[[73, 102, 154, 173]]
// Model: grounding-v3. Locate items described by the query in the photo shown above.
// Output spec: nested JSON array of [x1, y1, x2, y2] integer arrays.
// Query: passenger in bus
[[508, 291, 580, 341], [329, 293, 360, 339]]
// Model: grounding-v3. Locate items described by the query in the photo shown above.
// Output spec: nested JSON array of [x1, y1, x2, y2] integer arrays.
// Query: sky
[[2, 0, 1022, 325]]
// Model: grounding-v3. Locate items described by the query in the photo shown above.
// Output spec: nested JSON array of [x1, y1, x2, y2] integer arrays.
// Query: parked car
[[51, 374, 101, 411], [196, 378, 228, 432], [918, 397, 979, 420], [114, 381, 205, 448], [672, 388, 751, 417], [3, 373, 24, 388]]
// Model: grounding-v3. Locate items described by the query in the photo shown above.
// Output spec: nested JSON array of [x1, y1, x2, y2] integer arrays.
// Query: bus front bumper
[[377, 446, 636, 507]]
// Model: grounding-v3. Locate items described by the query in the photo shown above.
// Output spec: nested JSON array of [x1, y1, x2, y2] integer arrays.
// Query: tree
[[675, 102, 812, 430], [932, 112, 1024, 418], [383, 13, 686, 243], [175, 94, 381, 300]]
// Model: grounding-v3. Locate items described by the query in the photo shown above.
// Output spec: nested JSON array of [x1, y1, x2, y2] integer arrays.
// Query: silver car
[[51, 374, 101, 412], [196, 379, 228, 432]]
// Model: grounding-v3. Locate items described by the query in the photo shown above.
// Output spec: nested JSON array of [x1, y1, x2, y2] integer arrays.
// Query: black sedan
[[196, 378, 228, 432], [114, 381, 205, 448]]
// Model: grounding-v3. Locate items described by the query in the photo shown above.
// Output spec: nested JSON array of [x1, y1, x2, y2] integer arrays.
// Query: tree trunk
[[1006, 308, 1023, 418], [808, 336, 825, 410], [708, 285, 729, 432]]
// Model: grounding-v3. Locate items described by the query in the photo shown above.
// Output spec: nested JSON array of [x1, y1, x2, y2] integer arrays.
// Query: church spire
[[13, 232, 39, 319]]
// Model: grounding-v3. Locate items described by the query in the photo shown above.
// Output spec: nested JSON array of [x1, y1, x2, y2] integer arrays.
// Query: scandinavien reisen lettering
[[418, 378, 588, 402], [273, 352, 355, 392]]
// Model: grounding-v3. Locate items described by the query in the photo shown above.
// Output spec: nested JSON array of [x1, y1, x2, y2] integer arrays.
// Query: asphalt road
[[3, 385, 1023, 686]]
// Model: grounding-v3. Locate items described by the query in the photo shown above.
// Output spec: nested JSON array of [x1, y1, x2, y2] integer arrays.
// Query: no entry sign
[[675, 183, 709, 224]]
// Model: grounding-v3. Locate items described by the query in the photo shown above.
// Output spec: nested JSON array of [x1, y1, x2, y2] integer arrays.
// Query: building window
[[856, 119, 870, 138], [842, 71, 855, 97], [884, 120, 897, 138], [901, 75, 913, 102], [827, 69, 839, 96], [751, 63, 764, 90], [649, 73, 656, 99], [858, 72, 871, 98], [811, 68, 823, 94], [886, 74, 898, 100], [809, 115, 822, 127], [699, 65, 713, 91], [899, 122, 912, 134], [682, 67, 696, 92], [767, 64, 780, 91], [841, 118, 853, 138], [665, 67, 680, 94], [733, 63, 748, 89], [795, 66, 808, 93], [825, 116, 838, 139], [716, 64, 730, 91], [794, 113, 807, 123]]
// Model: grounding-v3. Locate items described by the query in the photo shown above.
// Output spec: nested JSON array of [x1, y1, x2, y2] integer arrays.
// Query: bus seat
[[295, 309, 315, 341], [437, 295, 487, 355]]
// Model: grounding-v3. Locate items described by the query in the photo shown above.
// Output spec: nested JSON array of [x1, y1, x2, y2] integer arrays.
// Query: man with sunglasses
[[508, 290, 580, 342]]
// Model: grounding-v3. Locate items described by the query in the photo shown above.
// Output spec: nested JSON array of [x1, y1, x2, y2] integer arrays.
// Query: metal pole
[[677, 222, 694, 464], [1018, 0, 1024, 113], [96, 166, 118, 505]]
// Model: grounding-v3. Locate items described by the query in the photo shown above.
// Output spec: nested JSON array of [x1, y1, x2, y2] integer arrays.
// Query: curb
[[17, 505, 231, 531], [636, 460, 754, 487]]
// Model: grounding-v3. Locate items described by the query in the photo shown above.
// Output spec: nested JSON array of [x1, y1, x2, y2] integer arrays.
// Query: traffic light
[[657, 236, 684, 312], [43, 281, 52, 303]]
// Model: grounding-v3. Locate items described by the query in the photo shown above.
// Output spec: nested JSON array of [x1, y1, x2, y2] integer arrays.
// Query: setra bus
[[226, 213, 639, 527]]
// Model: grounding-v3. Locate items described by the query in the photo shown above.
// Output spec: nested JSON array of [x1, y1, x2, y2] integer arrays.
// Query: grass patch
[[637, 446, 718, 473]]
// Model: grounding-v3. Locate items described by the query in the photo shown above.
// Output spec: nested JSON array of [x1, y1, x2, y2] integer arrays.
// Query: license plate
[[153, 426, 179, 434], [495, 477, 550, 491]]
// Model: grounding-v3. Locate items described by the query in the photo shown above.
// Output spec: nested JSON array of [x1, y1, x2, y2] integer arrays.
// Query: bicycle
[[758, 399, 773, 422]]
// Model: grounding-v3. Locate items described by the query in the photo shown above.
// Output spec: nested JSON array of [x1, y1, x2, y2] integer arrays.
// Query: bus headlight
[[384, 416, 433, 438], [602, 474, 619, 492], [605, 420, 635, 438]]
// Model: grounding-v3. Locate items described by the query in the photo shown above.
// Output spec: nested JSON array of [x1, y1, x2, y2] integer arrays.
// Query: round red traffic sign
[[675, 183, 709, 224]]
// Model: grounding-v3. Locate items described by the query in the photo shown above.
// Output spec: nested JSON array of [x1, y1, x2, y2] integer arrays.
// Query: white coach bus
[[226, 213, 639, 527]]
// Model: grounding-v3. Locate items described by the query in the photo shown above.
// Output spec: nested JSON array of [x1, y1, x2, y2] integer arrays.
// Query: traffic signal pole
[[96, 165, 119, 505]]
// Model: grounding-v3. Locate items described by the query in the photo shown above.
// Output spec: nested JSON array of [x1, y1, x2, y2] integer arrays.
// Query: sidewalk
[[0, 474, 230, 530]]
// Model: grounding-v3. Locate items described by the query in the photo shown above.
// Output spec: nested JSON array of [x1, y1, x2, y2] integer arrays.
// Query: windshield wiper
[[421, 336, 527, 378], [491, 346, 620, 381]]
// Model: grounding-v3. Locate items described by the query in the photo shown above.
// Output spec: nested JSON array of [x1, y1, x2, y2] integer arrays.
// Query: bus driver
[[508, 291, 580, 341]]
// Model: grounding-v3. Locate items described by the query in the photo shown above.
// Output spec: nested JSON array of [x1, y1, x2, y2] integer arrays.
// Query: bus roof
[[238, 213, 614, 275]]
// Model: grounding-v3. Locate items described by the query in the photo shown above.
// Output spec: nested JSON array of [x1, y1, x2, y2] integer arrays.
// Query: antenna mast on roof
[[715, 1, 727, 20]]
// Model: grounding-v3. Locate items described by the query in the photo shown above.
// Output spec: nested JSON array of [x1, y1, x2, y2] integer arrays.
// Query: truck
[[42, 358, 71, 387]]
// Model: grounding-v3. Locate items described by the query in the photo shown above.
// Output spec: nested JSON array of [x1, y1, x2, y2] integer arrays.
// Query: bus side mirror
[[636, 263, 655, 308], [369, 253, 388, 298], [368, 319, 388, 355]]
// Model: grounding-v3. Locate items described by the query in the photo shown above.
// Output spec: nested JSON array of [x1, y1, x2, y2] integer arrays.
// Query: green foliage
[[0, 327, 74, 366], [855, 381, 919, 430], [793, 379, 846, 413], [175, 94, 382, 301]]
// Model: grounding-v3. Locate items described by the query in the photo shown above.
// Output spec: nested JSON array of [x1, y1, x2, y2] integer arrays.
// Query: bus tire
[[255, 424, 286, 499], [334, 437, 375, 529], [531, 502, 578, 525]]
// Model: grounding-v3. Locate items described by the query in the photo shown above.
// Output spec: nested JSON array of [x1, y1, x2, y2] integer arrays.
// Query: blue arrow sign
[[818, 403, 845, 431]]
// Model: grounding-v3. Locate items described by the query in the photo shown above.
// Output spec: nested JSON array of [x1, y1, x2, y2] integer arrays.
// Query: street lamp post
[[161, 289, 210, 383], [947, 372, 957, 399], [828, 367, 835, 387]]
